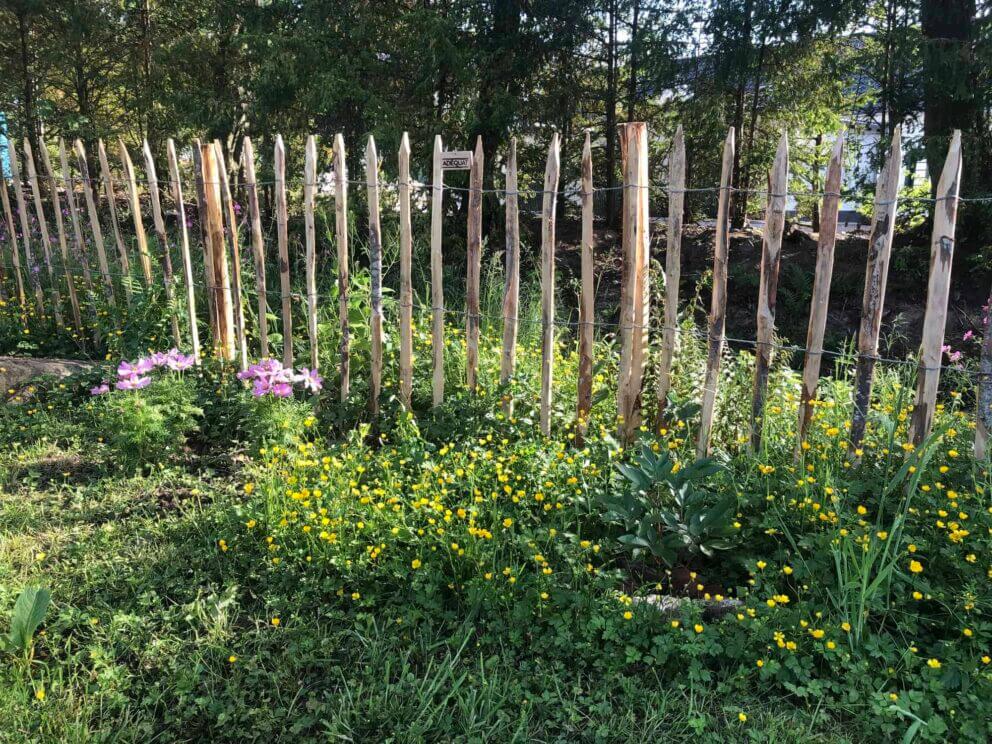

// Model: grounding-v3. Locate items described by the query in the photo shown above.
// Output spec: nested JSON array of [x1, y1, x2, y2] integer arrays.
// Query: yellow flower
[[810, 629, 825, 639], [623, 611, 633, 620], [738, 712, 747, 723], [35, 687, 45, 701], [671, 620, 680, 628], [244, 483, 254, 495], [909, 560, 923, 574], [351, 592, 360, 600], [503, 518, 513, 528], [271, 617, 280, 626], [963, 628, 973, 637], [411, 559, 422, 569], [841, 622, 851, 632], [857, 505, 867, 515], [694, 624, 704, 634], [927, 658, 941, 669], [782, 566, 793, 575], [756, 659, 764, 668], [228, 655, 238, 663]]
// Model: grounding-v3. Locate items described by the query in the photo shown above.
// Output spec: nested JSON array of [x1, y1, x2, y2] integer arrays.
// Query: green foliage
[[4, 587, 50, 659], [604, 444, 737, 565]]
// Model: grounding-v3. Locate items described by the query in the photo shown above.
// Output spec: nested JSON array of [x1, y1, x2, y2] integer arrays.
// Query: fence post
[[540, 133, 561, 437], [59, 139, 95, 298], [657, 124, 685, 425], [192, 139, 216, 332], [909, 131, 962, 445], [850, 126, 902, 452], [750, 132, 789, 450], [38, 141, 84, 337], [431, 135, 445, 407], [466, 136, 483, 393], [696, 127, 735, 458], [366, 136, 384, 417], [242, 137, 267, 359], [796, 132, 844, 456], [119, 140, 153, 287], [274, 135, 293, 368], [22, 139, 65, 329], [201, 143, 235, 361], [74, 140, 116, 309], [618, 122, 649, 444], [97, 139, 132, 303], [10, 142, 49, 319], [576, 132, 595, 441], [142, 140, 181, 347], [0, 172, 26, 309], [334, 134, 350, 400], [978, 303, 992, 459], [500, 137, 520, 415], [213, 141, 247, 371], [398, 132, 413, 409], [304, 134, 319, 371], [167, 138, 201, 362]]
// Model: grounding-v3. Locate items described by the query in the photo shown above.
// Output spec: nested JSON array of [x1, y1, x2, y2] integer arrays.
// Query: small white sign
[[441, 151, 473, 170]]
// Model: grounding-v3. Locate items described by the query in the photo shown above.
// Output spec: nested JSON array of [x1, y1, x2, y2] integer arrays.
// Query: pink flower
[[295, 367, 323, 393], [90, 383, 110, 396], [963, 330, 975, 342], [116, 375, 151, 391], [271, 382, 294, 398]]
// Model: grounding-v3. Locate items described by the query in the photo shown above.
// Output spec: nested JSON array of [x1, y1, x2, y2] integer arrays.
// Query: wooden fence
[[0, 123, 980, 457]]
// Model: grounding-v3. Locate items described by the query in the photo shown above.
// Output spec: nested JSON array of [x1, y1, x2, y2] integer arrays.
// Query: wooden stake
[[201, 143, 235, 361], [74, 140, 116, 308], [274, 135, 293, 368], [978, 295, 992, 459], [750, 132, 789, 451], [333, 133, 350, 399], [657, 125, 685, 425], [192, 139, 216, 332], [696, 127, 735, 458], [539, 134, 561, 437], [366, 136, 383, 417], [214, 140, 248, 371], [576, 132, 595, 440], [304, 134, 319, 371], [167, 138, 201, 362], [98, 139, 132, 300], [38, 141, 83, 335], [430, 135, 445, 407], [8, 144, 46, 318], [466, 136, 484, 393], [909, 131, 962, 445], [398, 132, 413, 409], [119, 140, 153, 286], [242, 137, 268, 358], [23, 139, 65, 328], [797, 132, 845, 454], [500, 138, 520, 415], [617, 122, 650, 443], [0, 173, 26, 308], [142, 140, 181, 346], [59, 139, 94, 296], [850, 126, 903, 451]]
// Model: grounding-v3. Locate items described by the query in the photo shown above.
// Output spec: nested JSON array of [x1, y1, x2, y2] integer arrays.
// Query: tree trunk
[[605, 0, 620, 228]]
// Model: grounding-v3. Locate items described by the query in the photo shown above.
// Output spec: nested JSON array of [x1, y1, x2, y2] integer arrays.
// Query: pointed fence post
[[38, 142, 83, 336], [333, 134, 350, 399], [242, 137, 268, 359], [59, 139, 95, 298], [192, 139, 216, 330], [797, 133, 845, 455], [366, 136, 384, 417], [74, 140, 116, 309], [750, 132, 789, 450], [978, 301, 992, 459], [0, 173, 26, 308], [657, 125, 685, 425], [142, 140, 181, 346], [10, 142, 50, 320], [617, 122, 650, 444], [214, 140, 247, 371], [466, 136, 484, 393], [909, 131, 962, 445], [274, 135, 293, 368], [576, 132, 595, 441], [696, 127, 735, 458], [431, 135, 445, 407], [23, 139, 65, 329], [201, 143, 235, 361], [304, 135, 319, 371], [119, 140, 153, 286], [98, 139, 132, 302], [398, 132, 413, 409], [167, 138, 201, 362], [850, 126, 903, 452], [539, 134, 561, 437], [500, 138, 520, 415]]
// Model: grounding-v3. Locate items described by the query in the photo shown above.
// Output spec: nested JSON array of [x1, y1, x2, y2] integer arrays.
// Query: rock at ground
[[1, 356, 94, 394], [632, 593, 743, 621]]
